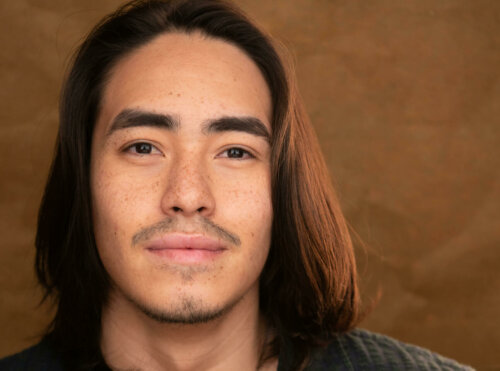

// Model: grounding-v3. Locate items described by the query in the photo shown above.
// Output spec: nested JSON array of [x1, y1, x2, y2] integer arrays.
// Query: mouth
[[145, 233, 227, 264]]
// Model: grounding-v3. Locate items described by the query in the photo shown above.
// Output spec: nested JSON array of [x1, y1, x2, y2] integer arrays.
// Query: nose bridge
[[161, 147, 214, 216]]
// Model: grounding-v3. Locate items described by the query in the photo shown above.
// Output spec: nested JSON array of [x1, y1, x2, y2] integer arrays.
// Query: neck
[[100, 287, 277, 371]]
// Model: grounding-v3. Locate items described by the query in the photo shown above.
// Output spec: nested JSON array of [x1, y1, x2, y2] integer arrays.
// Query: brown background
[[1, 0, 499, 369]]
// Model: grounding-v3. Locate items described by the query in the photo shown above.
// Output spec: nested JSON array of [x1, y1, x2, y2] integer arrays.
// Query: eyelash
[[123, 142, 254, 160], [217, 147, 254, 160], [123, 142, 162, 156]]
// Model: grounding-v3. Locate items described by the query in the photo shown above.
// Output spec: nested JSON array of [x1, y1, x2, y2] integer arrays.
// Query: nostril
[[173, 207, 182, 212]]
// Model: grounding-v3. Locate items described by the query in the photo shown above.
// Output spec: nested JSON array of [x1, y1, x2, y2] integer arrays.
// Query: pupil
[[228, 148, 243, 158], [136, 143, 151, 154]]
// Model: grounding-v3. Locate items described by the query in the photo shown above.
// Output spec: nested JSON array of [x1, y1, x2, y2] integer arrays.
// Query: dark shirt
[[0, 328, 473, 370]]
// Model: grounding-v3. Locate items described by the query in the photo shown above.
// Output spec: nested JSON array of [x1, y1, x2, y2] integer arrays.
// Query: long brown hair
[[260, 48, 360, 368], [35, 0, 360, 369]]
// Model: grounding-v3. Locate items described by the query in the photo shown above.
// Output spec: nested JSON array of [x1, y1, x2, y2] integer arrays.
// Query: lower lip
[[146, 248, 225, 264]]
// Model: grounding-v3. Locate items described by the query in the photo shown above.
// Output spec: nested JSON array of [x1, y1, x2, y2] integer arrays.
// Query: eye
[[124, 142, 162, 155], [218, 147, 254, 160]]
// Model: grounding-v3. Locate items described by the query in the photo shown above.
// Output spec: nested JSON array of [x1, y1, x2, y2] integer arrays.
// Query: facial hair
[[124, 216, 243, 325], [128, 293, 242, 325]]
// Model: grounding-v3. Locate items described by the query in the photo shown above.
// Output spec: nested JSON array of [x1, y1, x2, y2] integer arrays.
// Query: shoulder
[[306, 328, 475, 371], [0, 338, 64, 371]]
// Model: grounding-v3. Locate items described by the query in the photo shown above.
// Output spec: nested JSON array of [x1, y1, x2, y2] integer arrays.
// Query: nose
[[160, 154, 215, 218]]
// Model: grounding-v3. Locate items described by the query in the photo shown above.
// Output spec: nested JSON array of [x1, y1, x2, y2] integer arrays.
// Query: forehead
[[97, 31, 272, 133]]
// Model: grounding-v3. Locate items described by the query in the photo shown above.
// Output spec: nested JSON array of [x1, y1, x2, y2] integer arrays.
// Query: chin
[[124, 290, 243, 325]]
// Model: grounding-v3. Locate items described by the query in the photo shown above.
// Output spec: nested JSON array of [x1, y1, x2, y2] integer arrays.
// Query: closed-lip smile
[[145, 233, 227, 264]]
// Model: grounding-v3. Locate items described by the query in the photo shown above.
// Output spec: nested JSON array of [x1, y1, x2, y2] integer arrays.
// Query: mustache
[[131, 217, 241, 247]]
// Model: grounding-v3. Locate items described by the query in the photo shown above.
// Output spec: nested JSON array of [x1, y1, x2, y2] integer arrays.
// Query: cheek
[[221, 167, 271, 211], [91, 165, 160, 249], [233, 189, 272, 232], [218, 173, 273, 254]]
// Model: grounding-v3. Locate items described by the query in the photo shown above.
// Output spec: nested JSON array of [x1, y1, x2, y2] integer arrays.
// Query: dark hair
[[36, 0, 360, 369]]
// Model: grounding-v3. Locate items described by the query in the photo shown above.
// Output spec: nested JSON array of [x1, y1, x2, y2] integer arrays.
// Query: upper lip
[[145, 233, 227, 251]]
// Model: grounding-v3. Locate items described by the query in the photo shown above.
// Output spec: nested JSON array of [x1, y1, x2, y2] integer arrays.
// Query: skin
[[91, 31, 276, 370]]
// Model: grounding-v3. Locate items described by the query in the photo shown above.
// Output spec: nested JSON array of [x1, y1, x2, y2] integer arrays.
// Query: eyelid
[[122, 140, 163, 156], [216, 146, 256, 159]]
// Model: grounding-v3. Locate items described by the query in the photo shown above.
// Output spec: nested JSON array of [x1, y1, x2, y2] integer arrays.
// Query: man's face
[[90, 32, 273, 322]]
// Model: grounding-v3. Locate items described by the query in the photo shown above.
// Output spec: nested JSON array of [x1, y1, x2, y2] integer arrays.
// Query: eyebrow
[[202, 116, 270, 142], [106, 109, 270, 141], [106, 109, 179, 137]]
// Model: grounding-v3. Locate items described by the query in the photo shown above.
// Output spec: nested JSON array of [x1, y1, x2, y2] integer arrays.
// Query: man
[[0, 0, 473, 370]]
